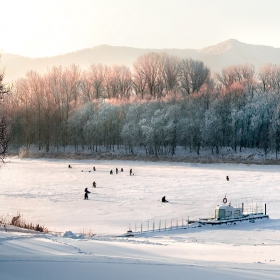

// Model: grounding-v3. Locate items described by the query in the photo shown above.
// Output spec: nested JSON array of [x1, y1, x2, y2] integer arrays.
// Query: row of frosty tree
[[4, 52, 280, 157]]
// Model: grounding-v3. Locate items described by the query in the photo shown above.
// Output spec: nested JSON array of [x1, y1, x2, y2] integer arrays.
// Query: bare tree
[[0, 116, 10, 161], [178, 58, 210, 96], [0, 67, 11, 161], [87, 64, 107, 99], [258, 63, 280, 93], [115, 65, 132, 99], [133, 53, 161, 98], [215, 64, 256, 110], [132, 60, 147, 99], [159, 53, 180, 95], [48, 65, 81, 148], [105, 65, 132, 99], [216, 66, 236, 88], [79, 71, 95, 103]]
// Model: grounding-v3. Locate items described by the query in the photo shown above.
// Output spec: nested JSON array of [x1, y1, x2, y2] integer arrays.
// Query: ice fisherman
[[84, 188, 91, 200], [92, 181, 97, 188], [162, 196, 168, 203]]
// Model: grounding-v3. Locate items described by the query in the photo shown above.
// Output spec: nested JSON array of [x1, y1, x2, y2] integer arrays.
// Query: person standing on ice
[[84, 188, 91, 200], [130, 168, 132, 176]]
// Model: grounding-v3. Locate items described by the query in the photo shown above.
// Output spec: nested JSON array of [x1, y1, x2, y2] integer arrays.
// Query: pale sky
[[1, 0, 280, 57]]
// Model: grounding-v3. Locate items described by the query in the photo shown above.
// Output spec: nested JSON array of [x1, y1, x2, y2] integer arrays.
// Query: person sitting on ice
[[92, 181, 97, 188], [161, 196, 168, 203], [93, 166, 96, 171], [84, 188, 91, 200], [110, 170, 113, 175], [226, 176, 229, 181], [121, 168, 123, 172], [68, 164, 72, 168]]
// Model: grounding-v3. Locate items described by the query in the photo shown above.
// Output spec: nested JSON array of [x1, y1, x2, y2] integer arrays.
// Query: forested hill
[[2, 39, 280, 82]]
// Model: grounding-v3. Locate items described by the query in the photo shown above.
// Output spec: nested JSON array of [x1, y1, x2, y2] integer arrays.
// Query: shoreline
[[8, 151, 280, 165]]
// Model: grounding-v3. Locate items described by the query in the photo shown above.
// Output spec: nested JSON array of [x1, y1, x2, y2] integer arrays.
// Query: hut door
[[218, 209, 225, 220]]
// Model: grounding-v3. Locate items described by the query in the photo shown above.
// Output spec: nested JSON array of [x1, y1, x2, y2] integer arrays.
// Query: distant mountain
[[2, 39, 280, 83]]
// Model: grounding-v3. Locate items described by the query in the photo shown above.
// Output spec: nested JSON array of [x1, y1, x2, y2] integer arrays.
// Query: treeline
[[4, 53, 280, 157]]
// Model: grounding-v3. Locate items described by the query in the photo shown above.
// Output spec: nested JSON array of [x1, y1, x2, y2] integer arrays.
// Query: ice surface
[[1, 158, 280, 279]]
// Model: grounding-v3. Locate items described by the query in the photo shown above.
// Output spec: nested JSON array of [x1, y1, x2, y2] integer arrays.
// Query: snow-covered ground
[[1, 158, 280, 279]]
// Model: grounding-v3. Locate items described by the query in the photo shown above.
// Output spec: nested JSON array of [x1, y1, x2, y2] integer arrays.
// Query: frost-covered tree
[[162, 104, 180, 155], [248, 94, 274, 153], [269, 99, 280, 158], [141, 107, 167, 156], [203, 102, 230, 155], [121, 102, 145, 153], [67, 102, 96, 150]]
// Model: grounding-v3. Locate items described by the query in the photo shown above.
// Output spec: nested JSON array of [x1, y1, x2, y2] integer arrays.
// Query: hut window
[[234, 210, 241, 217], [226, 211, 232, 218]]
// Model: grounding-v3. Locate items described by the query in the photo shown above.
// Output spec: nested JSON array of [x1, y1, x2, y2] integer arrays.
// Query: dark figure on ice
[[162, 196, 168, 203], [116, 168, 118, 174], [92, 181, 96, 188], [130, 169, 132, 176], [110, 170, 113, 175], [68, 165, 72, 168], [84, 188, 91, 200], [226, 176, 229, 181], [93, 166, 96, 171], [121, 168, 123, 172]]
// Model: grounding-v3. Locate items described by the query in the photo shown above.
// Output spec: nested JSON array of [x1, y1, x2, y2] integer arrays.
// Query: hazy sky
[[1, 0, 280, 57]]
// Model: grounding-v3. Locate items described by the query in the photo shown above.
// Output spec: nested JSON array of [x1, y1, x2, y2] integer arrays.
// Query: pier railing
[[129, 217, 199, 235]]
